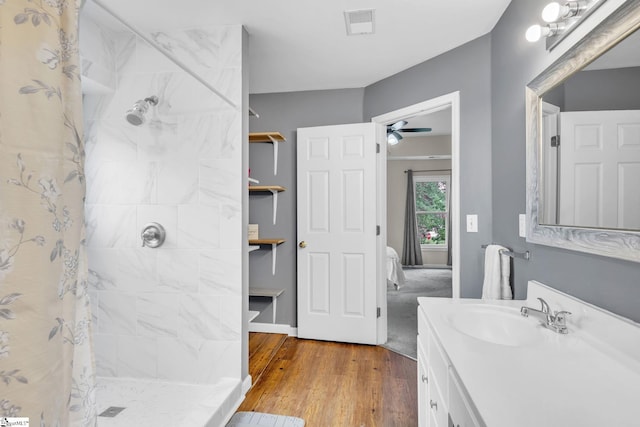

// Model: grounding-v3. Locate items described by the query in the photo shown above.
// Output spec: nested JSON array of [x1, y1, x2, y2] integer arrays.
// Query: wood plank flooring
[[237, 333, 418, 427]]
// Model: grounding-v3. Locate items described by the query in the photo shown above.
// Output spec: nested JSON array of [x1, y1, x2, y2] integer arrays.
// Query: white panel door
[[560, 110, 640, 229], [542, 102, 561, 224], [297, 123, 378, 344]]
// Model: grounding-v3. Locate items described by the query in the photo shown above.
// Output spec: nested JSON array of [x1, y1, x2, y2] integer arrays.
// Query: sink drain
[[99, 406, 126, 417]]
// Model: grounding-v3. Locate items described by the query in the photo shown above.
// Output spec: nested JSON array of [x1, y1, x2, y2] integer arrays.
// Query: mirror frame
[[526, 0, 640, 263]]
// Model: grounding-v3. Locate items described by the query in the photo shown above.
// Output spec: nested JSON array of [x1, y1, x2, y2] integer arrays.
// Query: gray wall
[[248, 0, 640, 327], [364, 34, 494, 298], [563, 66, 640, 111], [248, 89, 364, 326], [491, 0, 640, 321]]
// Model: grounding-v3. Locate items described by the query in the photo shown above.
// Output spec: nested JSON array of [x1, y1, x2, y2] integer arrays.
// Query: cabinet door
[[448, 369, 482, 427], [427, 366, 448, 427], [418, 347, 429, 427]]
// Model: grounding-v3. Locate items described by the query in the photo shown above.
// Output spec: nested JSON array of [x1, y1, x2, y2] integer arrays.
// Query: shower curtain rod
[[92, 0, 239, 111], [404, 169, 451, 173]]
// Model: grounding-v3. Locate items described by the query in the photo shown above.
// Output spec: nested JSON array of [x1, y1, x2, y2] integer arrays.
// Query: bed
[[386, 246, 406, 290]]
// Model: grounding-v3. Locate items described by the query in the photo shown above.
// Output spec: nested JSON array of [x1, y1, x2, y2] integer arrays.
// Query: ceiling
[[84, 0, 512, 94]]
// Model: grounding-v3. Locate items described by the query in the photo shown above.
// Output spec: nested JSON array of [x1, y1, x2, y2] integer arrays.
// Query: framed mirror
[[526, 0, 640, 262]]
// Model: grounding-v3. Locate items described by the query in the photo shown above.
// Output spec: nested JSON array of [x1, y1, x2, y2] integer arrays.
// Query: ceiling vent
[[344, 9, 375, 36]]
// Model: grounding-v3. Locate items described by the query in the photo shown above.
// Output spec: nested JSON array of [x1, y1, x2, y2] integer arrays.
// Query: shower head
[[126, 96, 158, 126]]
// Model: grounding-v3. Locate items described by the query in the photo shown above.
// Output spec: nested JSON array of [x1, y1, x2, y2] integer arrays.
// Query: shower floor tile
[[96, 376, 242, 427]]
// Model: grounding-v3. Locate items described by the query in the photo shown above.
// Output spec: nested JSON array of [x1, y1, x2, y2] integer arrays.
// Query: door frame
[[371, 92, 461, 341]]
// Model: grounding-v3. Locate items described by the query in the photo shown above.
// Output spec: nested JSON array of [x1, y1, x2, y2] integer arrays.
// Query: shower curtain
[[0, 1, 96, 425]]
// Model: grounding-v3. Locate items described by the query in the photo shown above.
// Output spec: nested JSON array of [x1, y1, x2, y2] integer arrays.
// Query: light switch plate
[[519, 214, 526, 238], [466, 214, 478, 233]]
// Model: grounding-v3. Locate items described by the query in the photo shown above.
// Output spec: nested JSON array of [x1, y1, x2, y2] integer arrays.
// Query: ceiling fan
[[387, 120, 432, 145]]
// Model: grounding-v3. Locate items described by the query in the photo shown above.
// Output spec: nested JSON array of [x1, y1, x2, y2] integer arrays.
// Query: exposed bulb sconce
[[525, 23, 562, 43], [525, 0, 604, 49], [541, 1, 585, 23]]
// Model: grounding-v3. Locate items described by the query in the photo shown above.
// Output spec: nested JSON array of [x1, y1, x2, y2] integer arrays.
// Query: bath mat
[[227, 411, 304, 427]]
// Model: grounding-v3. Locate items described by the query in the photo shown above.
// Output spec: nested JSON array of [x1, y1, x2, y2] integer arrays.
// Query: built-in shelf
[[249, 132, 286, 143], [249, 185, 286, 224], [249, 132, 286, 175], [248, 185, 286, 192], [248, 239, 285, 275], [248, 288, 285, 324]]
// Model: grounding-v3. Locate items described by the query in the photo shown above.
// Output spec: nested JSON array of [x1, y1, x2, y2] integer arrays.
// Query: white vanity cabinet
[[418, 281, 640, 427], [418, 302, 482, 427]]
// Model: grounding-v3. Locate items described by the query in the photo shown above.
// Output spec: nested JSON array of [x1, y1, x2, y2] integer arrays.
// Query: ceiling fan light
[[387, 131, 402, 145]]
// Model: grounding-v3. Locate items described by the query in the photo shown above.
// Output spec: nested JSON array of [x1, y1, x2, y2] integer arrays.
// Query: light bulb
[[542, 2, 564, 22], [526, 24, 544, 42], [387, 132, 401, 145]]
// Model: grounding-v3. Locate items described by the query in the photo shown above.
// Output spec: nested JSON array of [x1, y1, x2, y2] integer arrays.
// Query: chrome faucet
[[521, 297, 571, 334]]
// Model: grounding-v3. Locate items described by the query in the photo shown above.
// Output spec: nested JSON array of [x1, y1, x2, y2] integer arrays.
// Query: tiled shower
[[80, 8, 246, 424]]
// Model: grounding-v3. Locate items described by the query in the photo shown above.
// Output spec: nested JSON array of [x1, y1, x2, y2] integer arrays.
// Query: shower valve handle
[[141, 223, 166, 248]]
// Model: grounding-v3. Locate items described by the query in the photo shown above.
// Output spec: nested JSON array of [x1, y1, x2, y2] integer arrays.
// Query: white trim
[[387, 155, 452, 161], [372, 91, 461, 299], [414, 174, 450, 249], [248, 322, 298, 336], [242, 375, 252, 394]]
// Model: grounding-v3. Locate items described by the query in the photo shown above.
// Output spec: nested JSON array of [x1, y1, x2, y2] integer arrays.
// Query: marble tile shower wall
[[81, 17, 243, 384]]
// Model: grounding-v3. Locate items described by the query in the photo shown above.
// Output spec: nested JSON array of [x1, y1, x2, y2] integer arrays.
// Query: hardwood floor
[[237, 333, 418, 427]]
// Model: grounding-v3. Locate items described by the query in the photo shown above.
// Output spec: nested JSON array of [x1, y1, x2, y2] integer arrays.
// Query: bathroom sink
[[445, 305, 544, 346]]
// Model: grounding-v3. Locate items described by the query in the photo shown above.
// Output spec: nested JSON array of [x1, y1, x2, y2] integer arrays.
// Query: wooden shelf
[[249, 239, 285, 245], [249, 132, 286, 175], [249, 185, 286, 192], [249, 186, 286, 224], [248, 239, 285, 275], [249, 288, 285, 324], [249, 132, 286, 143]]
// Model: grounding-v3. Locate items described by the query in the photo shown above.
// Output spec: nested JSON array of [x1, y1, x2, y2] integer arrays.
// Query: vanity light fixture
[[525, 0, 606, 48]]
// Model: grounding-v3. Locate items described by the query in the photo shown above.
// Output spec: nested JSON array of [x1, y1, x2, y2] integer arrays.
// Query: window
[[414, 175, 450, 247]]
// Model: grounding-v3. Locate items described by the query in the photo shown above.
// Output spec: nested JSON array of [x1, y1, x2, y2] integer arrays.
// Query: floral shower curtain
[[0, 1, 96, 425]]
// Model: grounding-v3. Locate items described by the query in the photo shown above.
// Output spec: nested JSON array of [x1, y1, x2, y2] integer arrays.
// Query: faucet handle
[[553, 310, 571, 325], [537, 297, 550, 313]]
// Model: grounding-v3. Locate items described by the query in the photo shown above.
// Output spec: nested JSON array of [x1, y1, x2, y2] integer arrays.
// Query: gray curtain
[[401, 170, 423, 265]]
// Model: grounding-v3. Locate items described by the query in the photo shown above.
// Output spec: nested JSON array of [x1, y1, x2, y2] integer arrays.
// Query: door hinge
[[551, 135, 560, 147], [376, 225, 380, 235], [377, 307, 381, 318], [376, 143, 380, 153]]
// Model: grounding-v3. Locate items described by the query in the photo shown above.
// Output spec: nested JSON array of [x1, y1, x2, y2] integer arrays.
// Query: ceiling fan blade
[[400, 127, 432, 132], [388, 120, 408, 132]]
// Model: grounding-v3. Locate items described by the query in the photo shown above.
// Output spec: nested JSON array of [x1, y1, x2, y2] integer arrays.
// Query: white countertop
[[418, 281, 640, 427]]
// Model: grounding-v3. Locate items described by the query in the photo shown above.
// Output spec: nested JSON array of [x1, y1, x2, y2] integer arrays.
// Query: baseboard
[[242, 374, 252, 395], [404, 264, 451, 270], [248, 322, 298, 336]]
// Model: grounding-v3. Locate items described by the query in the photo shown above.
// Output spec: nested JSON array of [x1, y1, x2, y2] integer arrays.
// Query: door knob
[[299, 241, 307, 248]]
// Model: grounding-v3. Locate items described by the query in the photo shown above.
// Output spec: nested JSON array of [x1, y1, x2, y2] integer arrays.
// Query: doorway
[[372, 92, 460, 357]]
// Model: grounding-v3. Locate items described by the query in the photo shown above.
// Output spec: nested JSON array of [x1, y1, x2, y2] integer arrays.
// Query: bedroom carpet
[[383, 268, 452, 359]]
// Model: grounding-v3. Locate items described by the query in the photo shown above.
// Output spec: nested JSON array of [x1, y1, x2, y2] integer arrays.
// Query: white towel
[[481, 245, 513, 300]]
